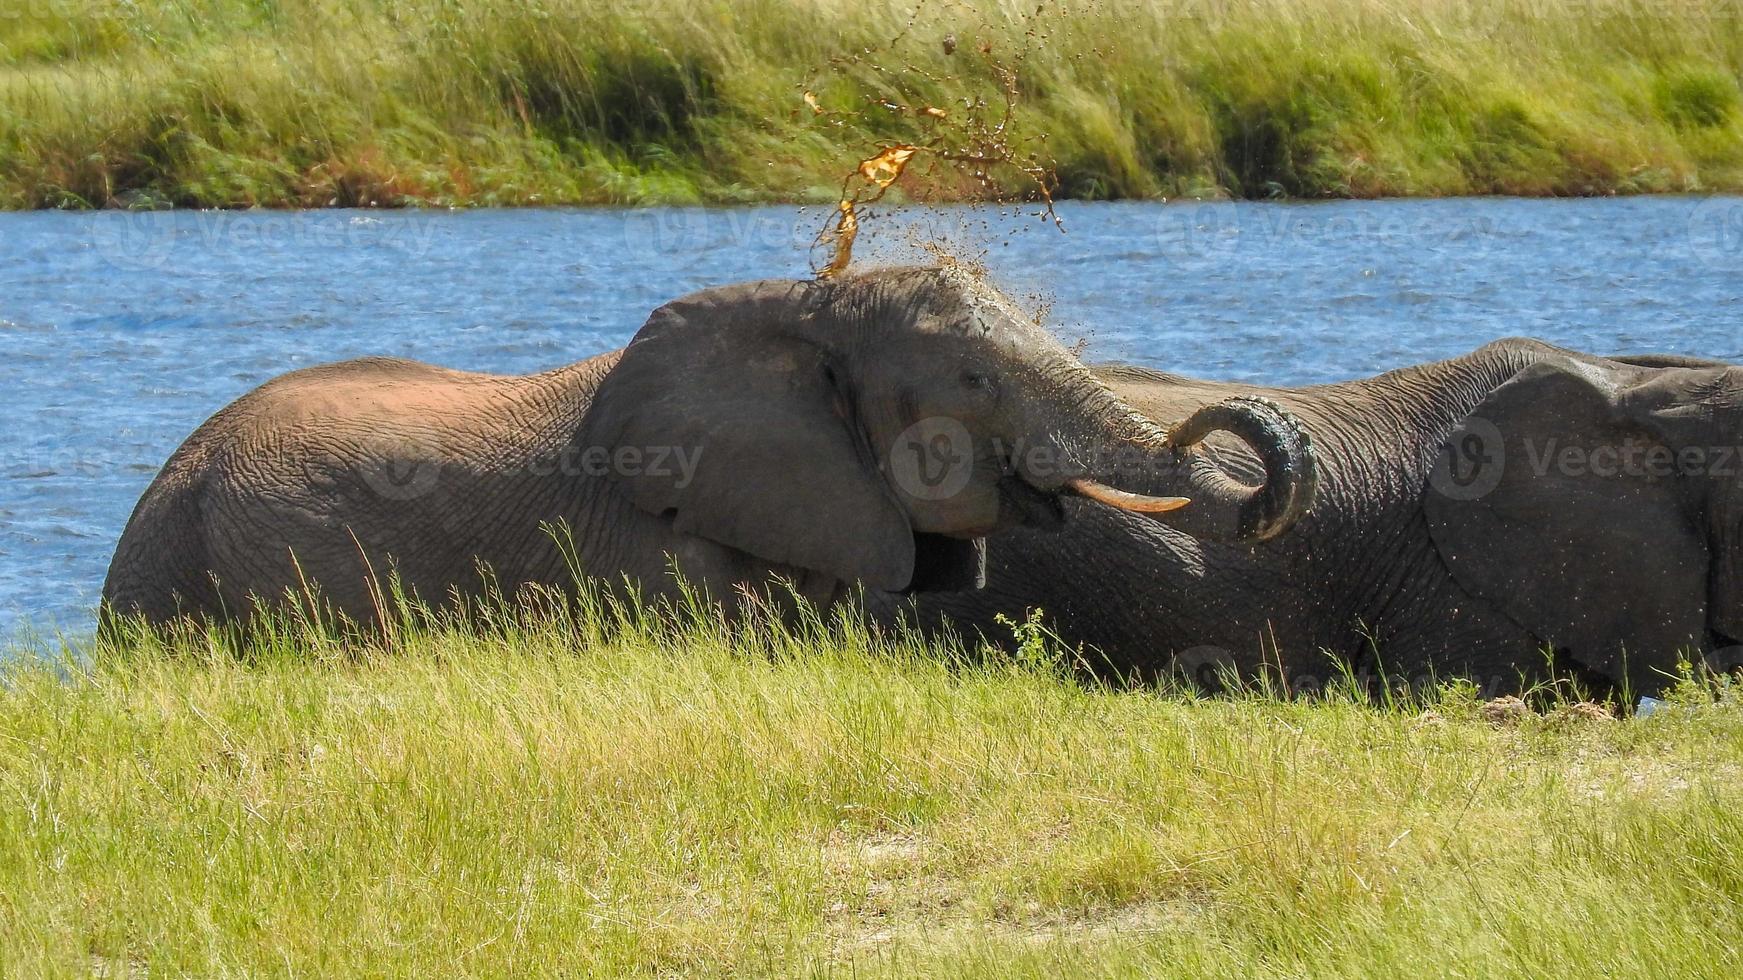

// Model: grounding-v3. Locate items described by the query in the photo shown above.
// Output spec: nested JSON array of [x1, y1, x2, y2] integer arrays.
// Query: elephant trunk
[[1022, 368, 1318, 544], [1149, 395, 1318, 542]]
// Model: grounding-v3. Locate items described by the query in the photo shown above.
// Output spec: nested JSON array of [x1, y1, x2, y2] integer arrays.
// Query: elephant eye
[[960, 370, 998, 400]]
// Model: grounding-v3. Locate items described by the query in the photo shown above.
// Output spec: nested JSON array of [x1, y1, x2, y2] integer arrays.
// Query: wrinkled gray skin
[[889, 339, 1743, 697], [103, 266, 1315, 630]]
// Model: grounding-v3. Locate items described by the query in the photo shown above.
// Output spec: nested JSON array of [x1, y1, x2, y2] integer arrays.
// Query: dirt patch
[[818, 830, 1203, 960], [832, 899, 1199, 960], [1572, 757, 1742, 801]]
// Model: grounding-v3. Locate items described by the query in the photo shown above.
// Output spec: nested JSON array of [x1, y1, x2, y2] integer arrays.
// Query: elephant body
[[896, 339, 1743, 696], [103, 268, 1315, 629], [101, 352, 794, 624]]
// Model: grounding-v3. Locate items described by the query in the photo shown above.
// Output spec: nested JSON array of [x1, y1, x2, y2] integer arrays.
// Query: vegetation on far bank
[[2, 0, 1742, 209], [3, 595, 1742, 976]]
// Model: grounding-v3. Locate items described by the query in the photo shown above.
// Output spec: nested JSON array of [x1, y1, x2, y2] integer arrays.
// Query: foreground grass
[[2, 0, 1742, 208], [3, 601, 1743, 976]]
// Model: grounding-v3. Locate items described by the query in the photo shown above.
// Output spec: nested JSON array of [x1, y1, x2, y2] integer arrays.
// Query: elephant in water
[[102, 266, 1316, 629], [891, 338, 1743, 697]]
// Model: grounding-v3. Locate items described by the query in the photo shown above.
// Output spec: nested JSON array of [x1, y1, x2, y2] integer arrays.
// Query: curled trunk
[[1023, 367, 1318, 544]]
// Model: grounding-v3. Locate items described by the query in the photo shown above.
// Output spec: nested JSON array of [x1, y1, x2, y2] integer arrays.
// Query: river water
[[3, 198, 1741, 638]]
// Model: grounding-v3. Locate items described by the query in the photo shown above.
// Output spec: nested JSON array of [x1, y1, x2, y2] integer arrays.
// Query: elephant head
[[579, 265, 1318, 598], [1426, 356, 1743, 691]]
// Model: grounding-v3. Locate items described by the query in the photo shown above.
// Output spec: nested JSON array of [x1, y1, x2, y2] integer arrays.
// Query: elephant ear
[[577, 279, 917, 592], [1423, 358, 1709, 685], [1622, 365, 1743, 646]]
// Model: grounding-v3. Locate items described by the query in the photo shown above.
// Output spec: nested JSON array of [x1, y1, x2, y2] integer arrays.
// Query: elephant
[[887, 338, 1743, 698], [101, 265, 1317, 631]]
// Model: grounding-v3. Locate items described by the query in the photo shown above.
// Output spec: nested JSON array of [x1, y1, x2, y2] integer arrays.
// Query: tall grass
[[3, 591, 1742, 975], [1, 0, 1740, 208]]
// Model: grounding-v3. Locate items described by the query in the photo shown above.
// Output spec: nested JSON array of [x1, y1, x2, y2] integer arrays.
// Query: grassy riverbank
[[3, 601, 1742, 975], [2, 0, 1742, 208]]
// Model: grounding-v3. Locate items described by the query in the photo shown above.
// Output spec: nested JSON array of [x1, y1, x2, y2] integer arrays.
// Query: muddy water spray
[[805, 1, 1073, 278]]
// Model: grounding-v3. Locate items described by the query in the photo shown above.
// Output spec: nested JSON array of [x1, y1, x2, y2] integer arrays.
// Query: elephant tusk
[[1064, 479, 1191, 514]]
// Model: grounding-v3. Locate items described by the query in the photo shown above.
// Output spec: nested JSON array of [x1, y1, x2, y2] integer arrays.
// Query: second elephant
[[893, 338, 1743, 697]]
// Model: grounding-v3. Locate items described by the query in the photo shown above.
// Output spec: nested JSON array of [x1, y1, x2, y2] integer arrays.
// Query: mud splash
[[806, 1, 1069, 279], [818, 145, 919, 278]]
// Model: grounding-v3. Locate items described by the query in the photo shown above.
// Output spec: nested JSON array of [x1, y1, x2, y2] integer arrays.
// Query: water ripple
[[3, 198, 1741, 637]]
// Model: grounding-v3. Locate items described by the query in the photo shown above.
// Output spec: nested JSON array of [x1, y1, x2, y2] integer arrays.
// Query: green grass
[[3, 592, 1743, 976], [1, 0, 1741, 208]]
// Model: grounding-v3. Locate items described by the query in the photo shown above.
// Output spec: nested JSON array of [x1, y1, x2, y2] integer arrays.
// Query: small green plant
[[1426, 676, 1483, 720], [991, 606, 1084, 677]]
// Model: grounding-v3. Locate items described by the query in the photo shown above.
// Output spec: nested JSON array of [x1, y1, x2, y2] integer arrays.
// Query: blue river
[[3, 198, 1741, 638]]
